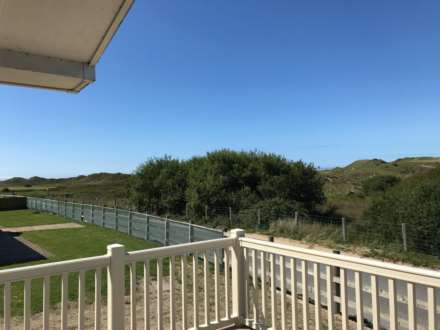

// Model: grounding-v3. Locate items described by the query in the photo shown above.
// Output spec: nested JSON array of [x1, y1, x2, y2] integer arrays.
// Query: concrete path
[[0, 222, 83, 233]]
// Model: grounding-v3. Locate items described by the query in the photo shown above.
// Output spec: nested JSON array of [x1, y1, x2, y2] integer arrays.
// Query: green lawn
[[0, 209, 68, 227], [0, 210, 160, 316]]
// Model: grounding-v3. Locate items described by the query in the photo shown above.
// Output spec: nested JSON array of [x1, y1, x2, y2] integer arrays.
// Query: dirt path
[[0, 223, 83, 232]]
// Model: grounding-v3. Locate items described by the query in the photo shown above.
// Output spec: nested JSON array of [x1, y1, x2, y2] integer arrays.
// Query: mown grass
[[0, 210, 68, 227], [0, 210, 160, 316]]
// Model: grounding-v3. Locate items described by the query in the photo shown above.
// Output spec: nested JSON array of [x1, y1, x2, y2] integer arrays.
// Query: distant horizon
[[2, 1, 439, 179], [1, 153, 439, 181]]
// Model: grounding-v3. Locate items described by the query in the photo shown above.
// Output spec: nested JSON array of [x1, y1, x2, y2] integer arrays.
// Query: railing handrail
[[240, 237, 440, 287], [0, 255, 109, 283], [126, 237, 235, 262]]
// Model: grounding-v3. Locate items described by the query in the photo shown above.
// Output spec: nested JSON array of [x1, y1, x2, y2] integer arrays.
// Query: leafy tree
[[129, 156, 187, 214]]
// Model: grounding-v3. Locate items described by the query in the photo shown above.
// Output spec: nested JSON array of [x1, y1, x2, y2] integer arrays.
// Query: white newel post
[[230, 228, 246, 324], [107, 244, 125, 330]]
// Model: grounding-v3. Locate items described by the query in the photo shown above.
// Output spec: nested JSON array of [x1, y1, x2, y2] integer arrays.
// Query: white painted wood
[[224, 248, 230, 320], [24, 279, 31, 330], [193, 253, 199, 330], [95, 269, 102, 330], [204, 253, 209, 326], [43, 276, 50, 330], [214, 249, 220, 323], [4, 282, 11, 330], [280, 255, 286, 330], [78, 270, 86, 330], [271, 253, 277, 330], [371, 274, 380, 330], [252, 249, 259, 328], [130, 262, 137, 330], [313, 263, 321, 330], [340, 269, 348, 330], [230, 229, 246, 322], [387, 279, 396, 330], [427, 287, 437, 330], [170, 256, 176, 330], [157, 258, 164, 330], [326, 266, 334, 330], [181, 256, 188, 330], [302, 260, 308, 330], [407, 282, 416, 330], [261, 251, 267, 325], [290, 258, 297, 330], [354, 271, 363, 330], [61, 273, 68, 330], [144, 261, 150, 330], [107, 244, 125, 330], [244, 248, 249, 323]]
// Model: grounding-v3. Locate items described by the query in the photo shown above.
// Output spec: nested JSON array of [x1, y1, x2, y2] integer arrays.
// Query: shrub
[[362, 175, 400, 195]]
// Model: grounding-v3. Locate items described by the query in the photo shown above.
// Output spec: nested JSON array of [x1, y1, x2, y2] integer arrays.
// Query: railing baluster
[[354, 271, 363, 330], [280, 255, 286, 330], [144, 260, 150, 330], [214, 249, 220, 323], [387, 278, 396, 330], [170, 256, 176, 330], [313, 263, 321, 330], [244, 248, 249, 324], [271, 253, 277, 330], [43, 276, 50, 330], [291, 258, 297, 330], [224, 248, 230, 320], [371, 274, 380, 330], [325, 265, 334, 330], [130, 262, 137, 330], [24, 279, 31, 330], [301, 260, 308, 330], [157, 258, 163, 330], [181, 256, 188, 330], [61, 273, 68, 330], [78, 270, 86, 330], [340, 269, 348, 330], [4, 282, 11, 330], [407, 282, 416, 330], [252, 249, 259, 328], [203, 252, 209, 326], [261, 251, 267, 325], [95, 268, 102, 330], [193, 253, 199, 330], [427, 286, 437, 330]]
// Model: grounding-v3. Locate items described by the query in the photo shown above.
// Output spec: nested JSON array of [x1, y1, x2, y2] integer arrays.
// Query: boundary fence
[[26, 197, 224, 246]]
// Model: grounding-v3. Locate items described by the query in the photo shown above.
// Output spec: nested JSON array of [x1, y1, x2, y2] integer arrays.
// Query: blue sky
[[1, 0, 439, 178]]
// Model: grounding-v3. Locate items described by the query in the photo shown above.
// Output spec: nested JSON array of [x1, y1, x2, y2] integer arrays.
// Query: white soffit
[[0, 0, 134, 92]]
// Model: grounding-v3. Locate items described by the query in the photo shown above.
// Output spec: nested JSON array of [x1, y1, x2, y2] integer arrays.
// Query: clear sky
[[1, 0, 439, 178]]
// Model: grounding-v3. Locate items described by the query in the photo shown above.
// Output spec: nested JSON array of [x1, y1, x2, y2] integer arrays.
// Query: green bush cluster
[[129, 150, 325, 224], [364, 167, 440, 254], [362, 174, 400, 195]]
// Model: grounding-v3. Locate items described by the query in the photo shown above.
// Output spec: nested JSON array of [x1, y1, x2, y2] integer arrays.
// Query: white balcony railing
[[1, 229, 440, 330]]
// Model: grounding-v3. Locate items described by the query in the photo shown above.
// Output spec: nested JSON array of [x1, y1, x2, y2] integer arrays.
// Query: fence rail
[[1, 229, 440, 329], [26, 197, 223, 246]]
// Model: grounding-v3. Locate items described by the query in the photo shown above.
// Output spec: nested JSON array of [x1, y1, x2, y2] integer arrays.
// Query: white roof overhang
[[0, 0, 134, 92]]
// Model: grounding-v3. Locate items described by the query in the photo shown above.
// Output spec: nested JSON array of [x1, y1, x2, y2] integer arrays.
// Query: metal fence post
[[145, 214, 150, 241], [128, 209, 132, 235], [189, 221, 193, 243], [229, 206, 232, 225], [402, 223, 408, 251], [115, 207, 119, 232], [164, 219, 169, 246], [107, 244, 125, 330], [230, 229, 246, 324], [257, 209, 261, 228], [341, 217, 347, 242], [205, 205, 208, 222], [294, 211, 298, 226], [91, 204, 94, 224], [102, 206, 105, 227]]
